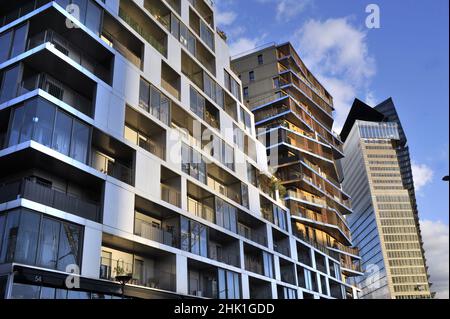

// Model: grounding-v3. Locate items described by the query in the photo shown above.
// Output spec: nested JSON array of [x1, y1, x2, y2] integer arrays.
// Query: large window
[[215, 198, 237, 233], [7, 98, 91, 164], [0, 23, 28, 65], [218, 269, 240, 299], [138, 78, 170, 125], [0, 64, 21, 104], [224, 70, 241, 102], [180, 217, 208, 258], [263, 251, 274, 278], [55, 0, 103, 36], [181, 143, 207, 184], [0, 209, 83, 272], [273, 206, 287, 231]]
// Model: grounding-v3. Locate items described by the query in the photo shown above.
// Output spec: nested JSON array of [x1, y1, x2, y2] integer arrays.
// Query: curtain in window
[[52, 110, 73, 156], [14, 210, 40, 265], [37, 218, 61, 269], [70, 119, 89, 163]]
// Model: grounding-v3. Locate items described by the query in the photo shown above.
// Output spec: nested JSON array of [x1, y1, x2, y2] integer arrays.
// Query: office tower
[[231, 43, 363, 299], [0, 0, 306, 299], [340, 98, 432, 299]]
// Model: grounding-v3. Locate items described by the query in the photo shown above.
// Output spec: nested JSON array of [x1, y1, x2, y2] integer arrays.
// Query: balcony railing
[[187, 197, 215, 223], [208, 248, 240, 267], [287, 190, 326, 207], [0, 178, 101, 222], [12, 72, 93, 116], [137, 137, 166, 160], [134, 218, 177, 247], [27, 29, 110, 83], [245, 257, 264, 275], [238, 225, 267, 247], [91, 151, 134, 185], [161, 184, 181, 207], [100, 257, 176, 292], [118, 7, 167, 57], [274, 243, 290, 257]]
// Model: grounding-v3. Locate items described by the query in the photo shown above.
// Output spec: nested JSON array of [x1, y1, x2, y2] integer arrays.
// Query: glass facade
[[7, 97, 91, 164], [0, 209, 83, 272], [180, 217, 208, 258], [139, 78, 170, 125], [218, 269, 240, 299], [0, 23, 28, 65]]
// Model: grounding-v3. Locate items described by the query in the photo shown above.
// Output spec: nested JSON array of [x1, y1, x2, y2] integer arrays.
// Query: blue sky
[[215, 0, 449, 298]]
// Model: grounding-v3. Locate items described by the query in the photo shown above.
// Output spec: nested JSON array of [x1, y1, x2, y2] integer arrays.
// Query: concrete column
[[176, 254, 188, 295]]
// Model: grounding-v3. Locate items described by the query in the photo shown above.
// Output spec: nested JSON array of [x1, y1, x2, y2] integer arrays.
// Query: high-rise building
[[0, 0, 302, 299], [340, 98, 431, 299], [0, 0, 360, 300], [231, 43, 363, 299]]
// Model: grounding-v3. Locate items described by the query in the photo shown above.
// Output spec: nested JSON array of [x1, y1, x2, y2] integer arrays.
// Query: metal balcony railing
[[238, 224, 268, 247], [0, 178, 101, 222], [187, 197, 215, 223], [134, 218, 177, 248], [208, 248, 240, 267], [100, 257, 176, 292], [14, 72, 93, 116], [27, 29, 110, 83], [91, 151, 134, 185], [161, 184, 181, 207]]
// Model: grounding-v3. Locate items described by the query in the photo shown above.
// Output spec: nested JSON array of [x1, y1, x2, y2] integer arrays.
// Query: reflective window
[[0, 31, 13, 64], [11, 283, 40, 299], [0, 209, 83, 271], [218, 269, 240, 299], [52, 110, 73, 156], [70, 119, 89, 163], [10, 24, 28, 58], [0, 64, 21, 103]]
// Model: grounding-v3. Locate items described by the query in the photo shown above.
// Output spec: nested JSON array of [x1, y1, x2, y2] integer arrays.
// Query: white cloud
[[412, 162, 434, 191], [292, 17, 376, 130], [216, 10, 237, 26], [228, 33, 267, 57], [421, 220, 449, 299], [276, 0, 313, 22]]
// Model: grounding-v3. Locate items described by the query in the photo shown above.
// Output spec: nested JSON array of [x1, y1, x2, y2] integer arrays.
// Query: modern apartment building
[[0, 0, 359, 300], [340, 98, 431, 299], [231, 43, 363, 299]]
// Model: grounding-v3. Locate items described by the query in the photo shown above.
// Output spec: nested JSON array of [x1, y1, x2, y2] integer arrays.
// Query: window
[[181, 143, 207, 184], [215, 198, 237, 233], [0, 64, 21, 103], [0, 209, 83, 271], [273, 77, 280, 88], [257, 54, 263, 65], [0, 23, 28, 65], [7, 98, 91, 164], [249, 71, 255, 82], [52, 111, 73, 156], [247, 162, 258, 187], [243, 87, 249, 100], [263, 251, 274, 278], [60, 0, 102, 35], [180, 217, 208, 258], [139, 78, 171, 125], [224, 70, 241, 101], [218, 269, 240, 299]]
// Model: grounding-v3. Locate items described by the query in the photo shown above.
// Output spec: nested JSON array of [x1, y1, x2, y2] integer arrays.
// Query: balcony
[[188, 0, 214, 28], [249, 277, 272, 299], [0, 57, 96, 117], [289, 201, 352, 246], [161, 61, 181, 100], [188, 260, 218, 298], [119, 0, 167, 57], [208, 228, 240, 267], [273, 228, 291, 257], [161, 166, 182, 208], [101, 234, 177, 292], [125, 106, 166, 160], [91, 129, 135, 186], [101, 12, 144, 69], [26, 29, 112, 84], [0, 177, 101, 222], [279, 258, 296, 285]]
